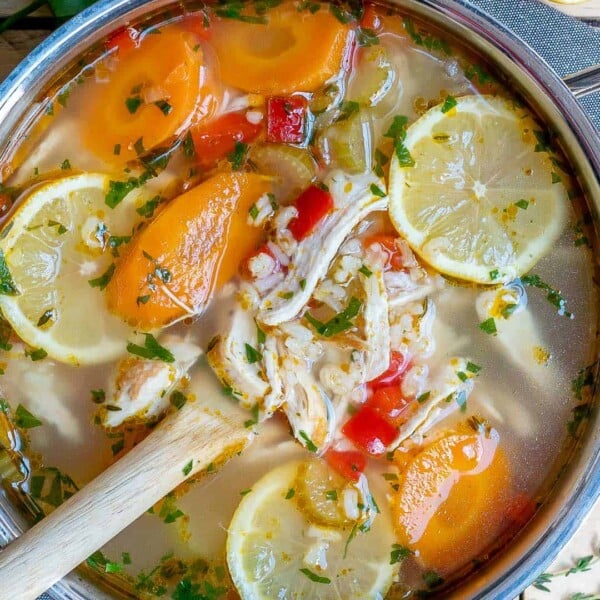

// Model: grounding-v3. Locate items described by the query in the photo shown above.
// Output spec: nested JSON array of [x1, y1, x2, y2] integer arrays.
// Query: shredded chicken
[[102, 336, 202, 427]]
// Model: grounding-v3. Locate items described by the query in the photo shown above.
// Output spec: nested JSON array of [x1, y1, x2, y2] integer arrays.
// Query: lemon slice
[[388, 95, 568, 283], [226, 460, 395, 600], [0, 173, 139, 365]]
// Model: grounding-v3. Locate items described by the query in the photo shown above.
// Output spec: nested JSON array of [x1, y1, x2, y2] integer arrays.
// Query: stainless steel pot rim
[[0, 1, 598, 599]]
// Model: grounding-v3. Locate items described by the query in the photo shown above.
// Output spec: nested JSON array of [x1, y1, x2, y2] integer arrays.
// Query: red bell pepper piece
[[105, 26, 140, 56], [266, 96, 308, 144], [324, 449, 367, 482], [363, 234, 405, 271], [360, 3, 383, 32], [367, 386, 412, 427], [190, 112, 263, 167], [368, 350, 409, 391], [288, 185, 334, 241], [342, 405, 397, 456]]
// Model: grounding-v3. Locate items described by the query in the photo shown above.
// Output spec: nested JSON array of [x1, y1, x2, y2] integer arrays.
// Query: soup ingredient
[[106, 172, 271, 329], [190, 111, 263, 168], [101, 336, 202, 427], [388, 95, 568, 284], [288, 185, 335, 240], [267, 95, 309, 144], [210, 3, 351, 95], [0, 174, 137, 364], [84, 27, 217, 164], [391, 428, 510, 574], [247, 144, 317, 202], [226, 460, 395, 599]]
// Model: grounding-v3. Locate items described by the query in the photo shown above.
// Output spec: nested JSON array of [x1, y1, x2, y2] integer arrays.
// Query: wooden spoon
[[0, 400, 252, 600]]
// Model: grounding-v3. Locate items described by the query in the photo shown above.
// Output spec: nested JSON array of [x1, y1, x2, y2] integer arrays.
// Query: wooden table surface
[[1, 1, 599, 599]]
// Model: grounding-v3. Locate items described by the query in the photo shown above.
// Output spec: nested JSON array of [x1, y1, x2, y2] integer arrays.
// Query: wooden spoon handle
[[0, 404, 251, 600]]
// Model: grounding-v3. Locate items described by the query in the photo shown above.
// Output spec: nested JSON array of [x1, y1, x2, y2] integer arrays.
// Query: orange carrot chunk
[[84, 26, 219, 164], [106, 172, 271, 329], [209, 4, 351, 94]]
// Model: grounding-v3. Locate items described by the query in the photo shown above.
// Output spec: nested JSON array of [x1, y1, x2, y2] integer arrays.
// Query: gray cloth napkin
[[35, 2, 598, 600]]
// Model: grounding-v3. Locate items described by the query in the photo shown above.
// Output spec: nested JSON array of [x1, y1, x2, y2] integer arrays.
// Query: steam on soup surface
[[0, 1, 597, 598]]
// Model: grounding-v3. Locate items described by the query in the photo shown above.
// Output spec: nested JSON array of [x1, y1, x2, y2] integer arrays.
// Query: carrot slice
[[209, 4, 351, 94], [106, 172, 271, 329], [391, 430, 510, 575], [84, 26, 219, 164]]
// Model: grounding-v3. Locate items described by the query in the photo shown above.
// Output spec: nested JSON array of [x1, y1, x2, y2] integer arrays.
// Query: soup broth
[[0, 1, 598, 598]]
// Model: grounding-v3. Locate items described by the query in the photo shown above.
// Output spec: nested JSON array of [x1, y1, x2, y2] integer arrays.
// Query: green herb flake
[[25, 348, 48, 362], [299, 567, 331, 584], [384, 115, 415, 167], [154, 100, 172, 116], [248, 203, 259, 220], [106, 177, 148, 209], [358, 264, 373, 277], [37, 309, 55, 327], [285, 488, 295, 499], [299, 430, 318, 452], [113, 144, 121, 156], [479, 317, 497, 335], [403, 18, 452, 55], [136, 294, 151, 306], [390, 544, 414, 564], [441, 95, 457, 113], [15, 404, 43, 429], [521, 274, 572, 318], [125, 96, 143, 114], [136, 195, 162, 218], [182, 130, 195, 158], [244, 403, 260, 429], [423, 570, 444, 588], [515, 199, 529, 210], [457, 371, 468, 382], [88, 263, 116, 290], [369, 183, 386, 198], [91, 389, 106, 404], [466, 361, 482, 374], [305, 296, 362, 338], [382, 472, 398, 481], [245, 343, 263, 364], [182, 460, 193, 476], [111, 438, 125, 456], [455, 390, 467, 413], [127, 333, 175, 363], [60, 159, 71, 170], [325, 490, 338, 501], [240, 488, 252, 496], [0, 250, 19, 296], [227, 141, 248, 171], [356, 27, 379, 47], [551, 171, 562, 184], [416, 391, 430, 403], [280, 291, 294, 299], [489, 269, 499, 280], [170, 390, 187, 410], [133, 137, 146, 156]]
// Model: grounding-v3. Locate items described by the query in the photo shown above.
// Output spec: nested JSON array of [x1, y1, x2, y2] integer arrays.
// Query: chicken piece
[[389, 357, 474, 449], [258, 171, 387, 326], [207, 307, 269, 410], [102, 337, 202, 427]]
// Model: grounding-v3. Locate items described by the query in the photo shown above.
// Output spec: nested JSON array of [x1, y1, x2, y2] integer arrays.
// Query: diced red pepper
[[342, 405, 397, 456], [105, 26, 140, 56], [368, 350, 409, 391], [367, 386, 412, 427], [363, 234, 405, 270], [324, 449, 367, 482], [190, 111, 263, 167], [360, 3, 383, 32], [288, 185, 334, 241], [266, 95, 308, 144], [240, 244, 281, 280], [0, 193, 11, 218]]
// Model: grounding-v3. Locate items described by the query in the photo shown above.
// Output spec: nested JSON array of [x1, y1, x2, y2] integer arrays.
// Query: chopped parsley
[[48, 220, 68, 235], [489, 269, 499, 280], [154, 100, 172, 116], [285, 488, 295, 499], [136, 294, 150, 305], [170, 390, 187, 410], [37, 309, 55, 327], [91, 389, 106, 404], [533, 129, 552, 153], [479, 317, 497, 335], [515, 199, 529, 210], [299, 567, 331, 584], [88, 263, 116, 290], [466, 361, 482, 374], [455, 390, 467, 413], [111, 438, 125, 456], [126, 333, 175, 362], [15, 404, 43, 429], [133, 137, 146, 156], [113, 144, 121, 156], [244, 403, 260, 429], [325, 490, 338, 501], [248, 203, 259, 220], [227, 141, 248, 170], [374, 148, 389, 177], [256, 321, 266, 345], [337, 100, 360, 121], [299, 430, 318, 452], [0, 250, 18, 296], [305, 296, 362, 337], [403, 18, 451, 55], [240, 488, 252, 496], [182, 460, 193, 476], [299, 278, 307, 290], [125, 96, 143, 114], [358, 264, 372, 277], [521, 274, 572, 318], [551, 171, 562, 184], [87, 551, 123, 574], [441, 95, 457, 113], [416, 391, 430, 403], [369, 183, 386, 198], [136, 195, 163, 218], [383, 115, 414, 167], [244, 343, 262, 364], [60, 159, 71, 170], [25, 347, 48, 361], [106, 173, 153, 209], [356, 27, 379, 47], [182, 130, 195, 158], [390, 544, 414, 564], [423, 570, 445, 588]]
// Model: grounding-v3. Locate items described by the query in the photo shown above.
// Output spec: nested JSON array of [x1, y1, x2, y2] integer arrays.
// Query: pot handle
[[563, 64, 600, 99]]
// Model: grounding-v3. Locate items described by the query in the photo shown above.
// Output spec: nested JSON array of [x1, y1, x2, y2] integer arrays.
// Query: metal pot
[[0, 1, 598, 598]]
